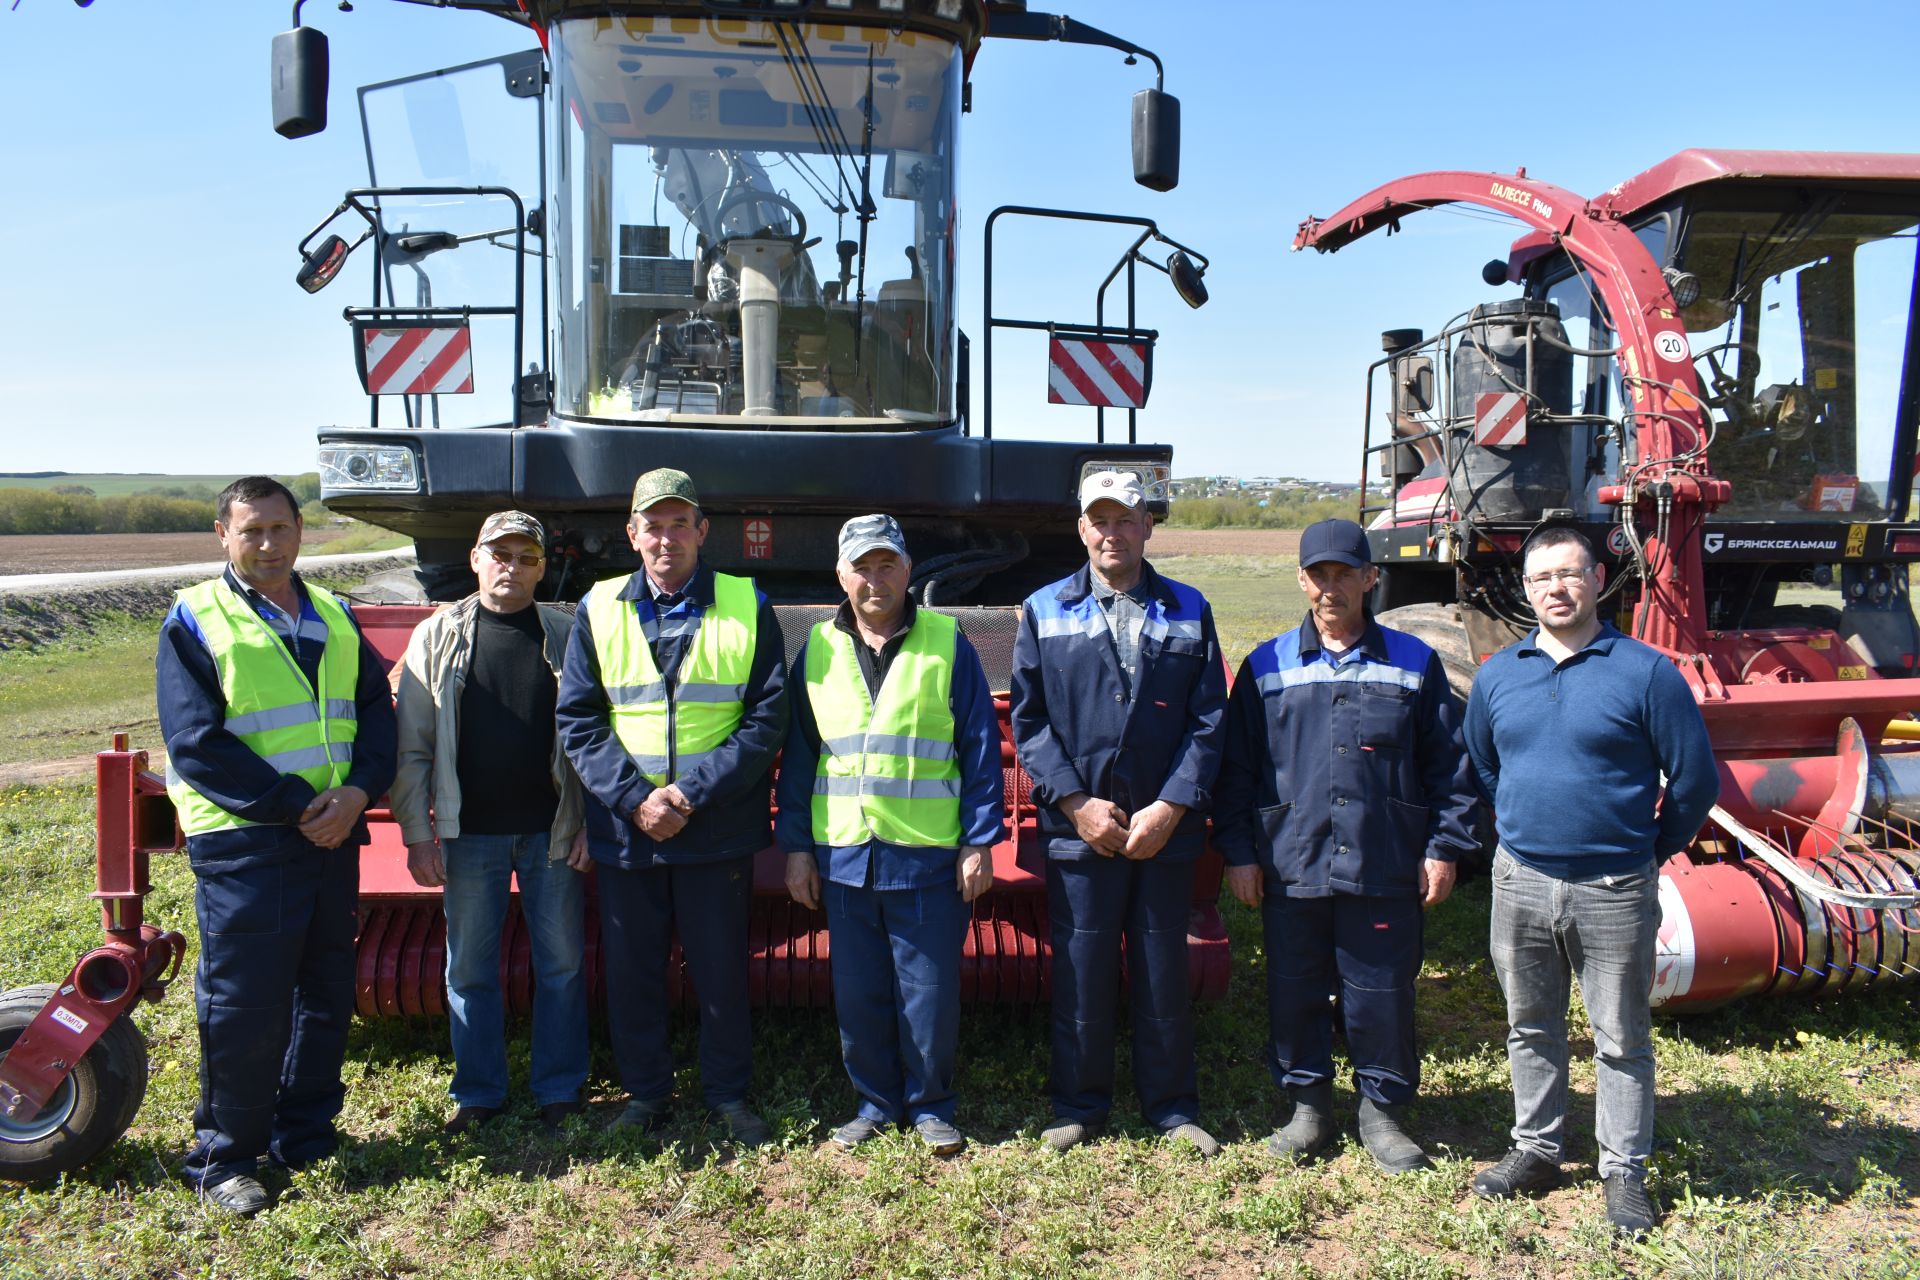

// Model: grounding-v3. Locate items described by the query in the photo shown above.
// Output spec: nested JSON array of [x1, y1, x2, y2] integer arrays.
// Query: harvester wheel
[[0, 985, 149, 1182], [1374, 603, 1478, 703], [1374, 603, 1493, 875]]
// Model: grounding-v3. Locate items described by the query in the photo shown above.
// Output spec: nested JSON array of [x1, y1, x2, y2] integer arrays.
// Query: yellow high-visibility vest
[[165, 578, 359, 836], [805, 611, 962, 847], [586, 572, 757, 785]]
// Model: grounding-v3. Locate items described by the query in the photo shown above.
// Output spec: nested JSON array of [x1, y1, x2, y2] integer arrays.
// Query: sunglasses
[[480, 545, 545, 570]]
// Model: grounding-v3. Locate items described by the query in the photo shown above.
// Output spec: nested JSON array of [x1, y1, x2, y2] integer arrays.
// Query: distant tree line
[[0, 474, 323, 535], [1166, 489, 1361, 529]]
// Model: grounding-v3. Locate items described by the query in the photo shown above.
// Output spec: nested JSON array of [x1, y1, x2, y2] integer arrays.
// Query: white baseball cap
[[1078, 469, 1146, 513]]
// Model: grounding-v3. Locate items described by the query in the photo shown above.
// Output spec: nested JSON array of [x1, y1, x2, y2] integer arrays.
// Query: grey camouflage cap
[[838, 513, 909, 564], [475, 509, 545, 548]]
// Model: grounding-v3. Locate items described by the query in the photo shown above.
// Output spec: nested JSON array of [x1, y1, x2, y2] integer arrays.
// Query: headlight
[[318, 444, 420, 491], [1079, 460, 1171, 504]]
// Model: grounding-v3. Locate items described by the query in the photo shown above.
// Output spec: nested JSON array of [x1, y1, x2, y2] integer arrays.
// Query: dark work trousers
[[182, 849, 361, 1187], [1047, 856, 1199, 1129], [595, 855, 754, 1108], [823, 878, 971, 1126], [1262, 891, 1424, 1106]]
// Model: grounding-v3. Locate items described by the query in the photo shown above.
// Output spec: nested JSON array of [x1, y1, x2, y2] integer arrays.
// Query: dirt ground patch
[[1152, 527, 1302, 557], [0, 528, 354, 576]]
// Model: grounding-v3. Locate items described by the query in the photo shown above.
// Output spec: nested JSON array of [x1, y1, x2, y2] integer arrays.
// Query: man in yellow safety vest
[[156, 475, 397, 1215], [556, 468, 789, 1146], [777, 514, 1004, 1155]]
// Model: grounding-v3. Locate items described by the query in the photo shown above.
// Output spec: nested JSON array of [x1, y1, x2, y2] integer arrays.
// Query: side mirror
[[1166, 250, 1207, 309], [1131, 88, 1180, 192], [271, 25, 329, 139], [297, 234, 352, 294]]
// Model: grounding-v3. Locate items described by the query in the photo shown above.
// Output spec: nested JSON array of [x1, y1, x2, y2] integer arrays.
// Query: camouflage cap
[[475, 509, 546, 548], [630, 467, 701, 513], [838, 513, 909, 564]]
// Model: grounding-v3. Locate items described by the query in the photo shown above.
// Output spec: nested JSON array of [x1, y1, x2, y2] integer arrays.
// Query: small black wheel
[[0, 984, 149, 1182]]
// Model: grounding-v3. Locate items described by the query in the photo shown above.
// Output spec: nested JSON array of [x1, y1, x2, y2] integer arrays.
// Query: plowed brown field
[[1150, 527, 1301, 557], [0, 528, 354, 576]]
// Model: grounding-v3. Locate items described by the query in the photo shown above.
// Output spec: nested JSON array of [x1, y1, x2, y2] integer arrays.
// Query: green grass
[[2, 547, 1916, 1277], [1156, 552, 1308, 667], [0, 614, 160, 769], [312, 522, 413, 556]]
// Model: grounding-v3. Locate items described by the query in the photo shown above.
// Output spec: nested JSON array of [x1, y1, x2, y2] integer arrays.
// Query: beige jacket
[[391, 595, 584, 859]]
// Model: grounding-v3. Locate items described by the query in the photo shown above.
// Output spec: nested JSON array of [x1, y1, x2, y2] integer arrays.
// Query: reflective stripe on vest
[[805, 611, 962, 848], [165, 578, 361, 836], [586, 571, 757, 786]]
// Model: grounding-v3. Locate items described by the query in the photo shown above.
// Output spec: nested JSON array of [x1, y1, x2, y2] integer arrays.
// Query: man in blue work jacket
[[1464, 526, 1717, 1237], [157, 475, 397, 1216], [1010, 470, 1228, 1156], [556, 468, 788, 1146], [1214, 518, 1478, 1174], [778, 514, 1004, 1155]]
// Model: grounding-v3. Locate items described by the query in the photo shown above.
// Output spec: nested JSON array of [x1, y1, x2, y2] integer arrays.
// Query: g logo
[[1703, 533, 1725, 555]]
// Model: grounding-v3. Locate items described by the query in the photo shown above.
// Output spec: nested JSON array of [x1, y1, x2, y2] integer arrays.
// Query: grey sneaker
[[1471, 1147, 1563, 1199], [1160, 1121, 1221, 1158], [1041, 1118, 1102, 1153], [1603, 1174, 1658, 1237], [830, 1115, 886, 1149], [199, 1173, 272, 1217], [711, 1100, 774, 1148], [914, 1117, 965, 1156], [611, 1097, 672, 1133]]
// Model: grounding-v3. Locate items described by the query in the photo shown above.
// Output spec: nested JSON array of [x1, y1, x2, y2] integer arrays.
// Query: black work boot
[[1356, 1097, 1431, 1174], [1265, 1083, 1337, 1163]]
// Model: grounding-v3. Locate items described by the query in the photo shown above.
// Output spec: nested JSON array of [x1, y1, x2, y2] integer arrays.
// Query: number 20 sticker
[[1653, 330, 1690, 363]]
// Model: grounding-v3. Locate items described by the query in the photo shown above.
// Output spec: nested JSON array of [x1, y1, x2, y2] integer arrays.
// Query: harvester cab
[[1295, 152, 1920, 1009], [280, 0, 1205, 605]]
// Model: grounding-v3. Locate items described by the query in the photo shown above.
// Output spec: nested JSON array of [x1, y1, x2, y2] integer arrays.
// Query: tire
[[413, 553, 477, 603], [1374, 603, 1495, 877], [1374, 602, 1478, 703], [0, 984, 149, 1182]]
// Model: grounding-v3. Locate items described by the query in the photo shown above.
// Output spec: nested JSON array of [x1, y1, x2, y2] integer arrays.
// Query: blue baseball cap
[[1298, 518, 1372, 569]]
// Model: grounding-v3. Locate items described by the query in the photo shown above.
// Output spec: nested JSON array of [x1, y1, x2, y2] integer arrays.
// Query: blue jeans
[[824, 877, 971, 1126], [1489, 846, 1659, 1180], [441, 832, 588, 1108]]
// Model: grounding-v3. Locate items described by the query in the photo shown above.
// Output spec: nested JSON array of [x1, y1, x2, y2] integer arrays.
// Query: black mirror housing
[[272, 26, 329, 139], [297, 234, 351, 294], [1131, 88, 1180, 192]]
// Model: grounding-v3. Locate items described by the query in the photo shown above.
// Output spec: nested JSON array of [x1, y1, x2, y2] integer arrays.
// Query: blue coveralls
[[1213, 615, 1478, 1106], [1009, 564, 1227, 1130], [156, 566, 398, 1187], [555, 562, 788, 1109], [776, 600, 1006, 1127]]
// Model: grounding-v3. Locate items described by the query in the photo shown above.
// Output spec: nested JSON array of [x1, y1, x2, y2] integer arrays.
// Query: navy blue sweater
[[1463, 625, 1718, 876]]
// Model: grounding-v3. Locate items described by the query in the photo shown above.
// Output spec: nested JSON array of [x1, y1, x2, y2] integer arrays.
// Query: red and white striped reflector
[[1047, 336, 1149, 409], [359, 322, 475, 396], [1473, 391, 1528, 447]]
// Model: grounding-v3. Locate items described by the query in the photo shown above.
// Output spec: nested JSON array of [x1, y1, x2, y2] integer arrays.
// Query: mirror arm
[[984, 11, 1166, 91]]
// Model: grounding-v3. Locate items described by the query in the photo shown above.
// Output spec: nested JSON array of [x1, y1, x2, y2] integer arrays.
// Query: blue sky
[[2, 0, 1916, 481]]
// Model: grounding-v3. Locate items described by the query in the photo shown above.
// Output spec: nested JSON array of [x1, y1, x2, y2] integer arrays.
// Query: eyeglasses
[[1522, 566, 1591, 590], [481, 546, 545, 570]]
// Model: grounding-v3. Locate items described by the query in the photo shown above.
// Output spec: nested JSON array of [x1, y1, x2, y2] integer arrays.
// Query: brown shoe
[[540, 1100, 586, 1131], [445, 1105, 501, 1136]]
